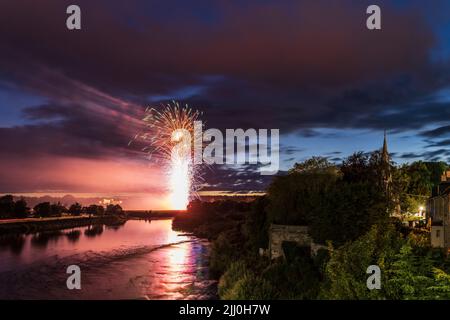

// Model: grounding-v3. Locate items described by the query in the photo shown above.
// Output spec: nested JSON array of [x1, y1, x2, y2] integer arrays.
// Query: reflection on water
[[84, 225, 104, 238], [0, 233, 25, 255], [0, 219, 216, 299], [66, 230, 81, 243]]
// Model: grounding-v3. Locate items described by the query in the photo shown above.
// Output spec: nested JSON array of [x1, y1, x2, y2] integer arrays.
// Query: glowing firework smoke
[[132, 101, 202, 210]]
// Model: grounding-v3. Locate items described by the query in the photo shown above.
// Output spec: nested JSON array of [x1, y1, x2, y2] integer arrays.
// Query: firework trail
[[130, 101, 203, 210]]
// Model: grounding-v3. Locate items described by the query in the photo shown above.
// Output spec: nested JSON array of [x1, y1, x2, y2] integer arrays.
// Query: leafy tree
[[308, 180, 388, 245], [394, 161, 433, 214], [105, 204, 123, 216], [341, 151, 387, 185], [221, 272, 277, 300], [384, 243, 450, 299], [33, 202, 52, 217], [243, 196, 270, 250], [384, 244, 434, 299], [289, 156, 338, 175], [86, 204, 105, 216], [68, 202, 83, 216], [322, 224, 403, 299], [0, 195, 15, 219], [33, 202, 65, 217], [322, 224, 450, 300], [50, 202, 65, 217], [267, 155, 388, 245], [13, 198, 29, 218], [267, 171, 338, 226], [341, 152, 372, 183], [424, 161, 449, 189]]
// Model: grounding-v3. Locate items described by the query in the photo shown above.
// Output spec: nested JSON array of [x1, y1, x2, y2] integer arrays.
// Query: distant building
[[427, 171, 450, 252], [98, 198, 122, 206]]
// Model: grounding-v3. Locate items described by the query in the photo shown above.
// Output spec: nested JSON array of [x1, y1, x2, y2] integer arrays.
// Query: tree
[[50, 202, 66, 217], [13, 198, 29, 218], [268, 158, 339, 226], [341, 151, 386, 185], [0, 195, 15, 219], [385, 243, 450, 299], [322, 224, 403, 299], [86, 204, 104, 216], [289, 156, 338, 175], [68, 203, 83, 216], [308, 179, 388, 245], [394, 161, 434, 214], [33, 202, 51, 217], [105, 204, 123, 216], [322, 224, 450, 300], [33, 202, 65, 217], [267, 155, 388, 245], [424, 161, 449, 189], [244, 196, 270, 250]]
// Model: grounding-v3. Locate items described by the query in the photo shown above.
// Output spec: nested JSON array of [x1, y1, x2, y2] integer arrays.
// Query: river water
[[0, 219, 217, 299]]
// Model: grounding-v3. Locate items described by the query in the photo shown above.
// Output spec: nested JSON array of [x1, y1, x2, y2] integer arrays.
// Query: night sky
[[0, 0, 449, 208]]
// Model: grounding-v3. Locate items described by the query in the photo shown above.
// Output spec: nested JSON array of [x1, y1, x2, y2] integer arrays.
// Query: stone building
[[427, 171, 450, 252], [268, 224, 326, 259]]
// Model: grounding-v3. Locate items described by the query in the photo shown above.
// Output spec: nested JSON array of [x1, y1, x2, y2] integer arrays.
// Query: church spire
[[382, 129, 389, 164], [380, 130, 392, 198]]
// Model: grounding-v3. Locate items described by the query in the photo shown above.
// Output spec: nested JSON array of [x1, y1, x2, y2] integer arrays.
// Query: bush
[[221, 273, 277, 300], [261, 258, 320, 299], [321, 223, 402, 299], [218, 261, 250, 298], [210, 229, 246, 277]]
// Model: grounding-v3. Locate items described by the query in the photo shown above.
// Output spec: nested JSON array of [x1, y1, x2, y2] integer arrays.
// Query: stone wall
[[269, 224, 311, 259]]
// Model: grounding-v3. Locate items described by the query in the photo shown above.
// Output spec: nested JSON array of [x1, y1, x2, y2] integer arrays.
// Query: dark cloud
[[0, 99, 143, 159], [202, 164, 286, 191], [425, 139, 450, 148], [399, 149, 450, 161], [282, 146, 304, 156], [0, 0, 446, 132], [421, 125, 450, 138], [0, 0, 449, 194]]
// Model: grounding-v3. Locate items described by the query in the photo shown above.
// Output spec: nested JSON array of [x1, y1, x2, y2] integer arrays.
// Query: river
[[0, 219, 217, 299]]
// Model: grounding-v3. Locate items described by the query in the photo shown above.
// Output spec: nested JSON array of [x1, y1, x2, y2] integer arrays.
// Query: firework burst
[[131, 101, 203, 210]]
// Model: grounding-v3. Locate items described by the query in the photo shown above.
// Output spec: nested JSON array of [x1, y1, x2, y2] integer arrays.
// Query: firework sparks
[[132, 101, 203, 210]]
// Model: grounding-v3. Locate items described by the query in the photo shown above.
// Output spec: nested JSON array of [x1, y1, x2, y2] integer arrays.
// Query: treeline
[[0, 195, 123, 219]]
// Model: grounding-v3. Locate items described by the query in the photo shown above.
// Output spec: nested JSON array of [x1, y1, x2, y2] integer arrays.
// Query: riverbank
[[0, 215, 126, 234]]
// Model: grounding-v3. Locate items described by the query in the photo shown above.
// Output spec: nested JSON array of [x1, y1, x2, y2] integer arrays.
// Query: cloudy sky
[[0, 0, 449, 208]]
